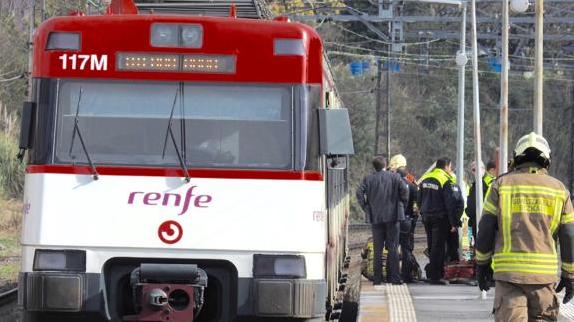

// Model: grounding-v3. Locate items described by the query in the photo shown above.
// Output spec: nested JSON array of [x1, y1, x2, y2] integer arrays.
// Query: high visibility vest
[[419, 168, 450, 188], [483, 173, 495, 190]]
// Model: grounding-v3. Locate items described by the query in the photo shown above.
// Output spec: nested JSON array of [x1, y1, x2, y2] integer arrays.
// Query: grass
[[0, 197, 21, 284]]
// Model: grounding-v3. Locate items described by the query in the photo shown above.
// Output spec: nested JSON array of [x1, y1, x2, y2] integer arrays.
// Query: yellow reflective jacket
[[475, 163, 574, 284]]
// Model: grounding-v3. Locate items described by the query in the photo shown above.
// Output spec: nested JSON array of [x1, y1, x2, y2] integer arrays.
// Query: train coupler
[[123, 263, 208, 322]]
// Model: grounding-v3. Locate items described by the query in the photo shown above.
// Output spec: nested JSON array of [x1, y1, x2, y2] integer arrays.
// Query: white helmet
[[389, 154, 407, 170], [513, 132, 551, 167]]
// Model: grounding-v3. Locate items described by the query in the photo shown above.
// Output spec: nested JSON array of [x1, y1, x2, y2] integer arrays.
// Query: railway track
[[0, 288, 17, 307]]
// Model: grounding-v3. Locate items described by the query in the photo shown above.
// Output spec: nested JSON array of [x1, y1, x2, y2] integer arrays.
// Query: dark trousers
[[409, 216, 417, 252], [424, 219, 432, 253], [372, 222, 401, 283], [426, 217, 450, 280], [446, 229, 460, 262], [399, 219, 414, 282]]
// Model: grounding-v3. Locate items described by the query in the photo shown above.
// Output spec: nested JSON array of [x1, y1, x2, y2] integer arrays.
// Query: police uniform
[[418, 167, 460, 281], [475, 133, 574, 321]]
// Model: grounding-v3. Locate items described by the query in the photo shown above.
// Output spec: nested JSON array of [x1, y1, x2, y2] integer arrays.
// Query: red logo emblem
[[158, 220, 183, 244]]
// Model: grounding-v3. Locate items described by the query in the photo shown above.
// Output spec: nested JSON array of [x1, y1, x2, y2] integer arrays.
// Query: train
[[17, 0, 354, 321]]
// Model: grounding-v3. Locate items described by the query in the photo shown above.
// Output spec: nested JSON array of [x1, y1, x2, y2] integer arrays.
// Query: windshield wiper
[[162, 89, 190, 182], [68, 88, 99, 180]]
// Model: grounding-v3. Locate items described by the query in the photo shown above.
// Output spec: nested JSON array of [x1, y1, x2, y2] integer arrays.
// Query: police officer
[[418, 157, 460, 284], [476, 132, 574, 321], [466, 160, 497, 243]]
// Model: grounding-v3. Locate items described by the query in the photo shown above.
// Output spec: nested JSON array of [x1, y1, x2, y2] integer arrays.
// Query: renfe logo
[[128, 186, 213, 215]]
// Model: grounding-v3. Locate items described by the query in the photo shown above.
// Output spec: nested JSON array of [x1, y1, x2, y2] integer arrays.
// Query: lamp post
[[500, 0, 530, 174], [470, 0, 483, 234], [420, 0, 466, 194], [499, 0, 509, 174], [534, 0, 543, 134]]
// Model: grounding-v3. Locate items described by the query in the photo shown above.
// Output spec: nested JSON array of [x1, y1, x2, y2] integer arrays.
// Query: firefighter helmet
[[513, 132, 551, 168]]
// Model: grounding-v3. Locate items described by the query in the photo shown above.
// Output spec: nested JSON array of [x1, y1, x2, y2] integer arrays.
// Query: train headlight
[[33, 249, 86, 272], [151, 24, 203, 48], [181, 25, 203, 48], [151, 24, 179, 47], [253, 254, 306, 279]]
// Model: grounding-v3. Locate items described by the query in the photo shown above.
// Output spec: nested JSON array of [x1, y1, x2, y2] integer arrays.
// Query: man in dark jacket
[[418, 157, 461, 284], [357, 156, 409, 284]]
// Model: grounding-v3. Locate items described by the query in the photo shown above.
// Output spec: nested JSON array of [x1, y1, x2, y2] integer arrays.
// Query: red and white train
[[17, 1, 354, 321]]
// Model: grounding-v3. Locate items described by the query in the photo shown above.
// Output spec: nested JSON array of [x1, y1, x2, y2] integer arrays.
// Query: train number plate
[[58, 54, 108, 71]]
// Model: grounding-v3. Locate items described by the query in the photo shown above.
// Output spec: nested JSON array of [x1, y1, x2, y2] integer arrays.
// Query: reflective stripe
[[494, 252, 557, 261], [501, 193, 512, 253], [494, 252, 557, 258], [562, 213, 574, 224], [563, 262, 574, 273], [483, 200, 497, 215], [550, 198, 562, 234], [476, 250, 493, 262], [495, 265, 558, 275], [493, 253, 558, 275], [498, 186, 567, 200]]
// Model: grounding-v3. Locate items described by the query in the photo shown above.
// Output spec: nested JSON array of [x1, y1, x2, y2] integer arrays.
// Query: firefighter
[[475, 132, 574, 321], [418, 157, 460, 284], [389, 154, 420, 283]]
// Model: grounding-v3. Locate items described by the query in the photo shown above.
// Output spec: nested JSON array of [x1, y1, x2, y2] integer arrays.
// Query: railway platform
[[357, 278, 574, 322], [352, 223, 574, 322]]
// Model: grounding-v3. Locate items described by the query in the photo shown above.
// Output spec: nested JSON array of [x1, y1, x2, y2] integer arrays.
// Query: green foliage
[[0, 131, 24, 199], [332, 65, 377, 221]]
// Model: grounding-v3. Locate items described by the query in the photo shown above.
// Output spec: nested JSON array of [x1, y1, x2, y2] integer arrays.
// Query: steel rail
[[0, 288, 18, 308]]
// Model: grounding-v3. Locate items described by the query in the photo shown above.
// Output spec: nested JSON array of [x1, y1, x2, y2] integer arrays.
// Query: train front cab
[[17, 10, 354, 322]]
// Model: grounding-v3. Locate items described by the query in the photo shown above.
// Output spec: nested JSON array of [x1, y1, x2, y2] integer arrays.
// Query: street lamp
[[510, 0, 529, 13]]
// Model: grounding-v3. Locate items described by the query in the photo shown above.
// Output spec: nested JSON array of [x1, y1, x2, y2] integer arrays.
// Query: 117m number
[[58, 54, 108, 71]]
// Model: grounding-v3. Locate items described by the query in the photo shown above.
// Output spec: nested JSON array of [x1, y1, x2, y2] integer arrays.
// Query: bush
[[0, 132, 24, 199], [0, 105, 24, 199]]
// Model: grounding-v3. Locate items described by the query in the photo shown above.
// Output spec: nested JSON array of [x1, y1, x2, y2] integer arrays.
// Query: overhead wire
[[334, 24, 444, 47], [326, 50, 574, 82], [324, 42, 455, 61]]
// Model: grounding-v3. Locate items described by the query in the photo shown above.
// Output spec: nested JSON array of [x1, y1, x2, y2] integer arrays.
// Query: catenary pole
[[456, 2, 467, 195], [27, 0, 36, 101], [534, 0, 544, 134], [499, 0, 509, 174], [470, 0, 483, 227]]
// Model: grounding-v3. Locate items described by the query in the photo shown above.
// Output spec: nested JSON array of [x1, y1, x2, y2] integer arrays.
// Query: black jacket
[[417, 168, 461, 227], [401, 176, 418, 218], [466, 174, 495, 228], [356, 170, 409, 224]]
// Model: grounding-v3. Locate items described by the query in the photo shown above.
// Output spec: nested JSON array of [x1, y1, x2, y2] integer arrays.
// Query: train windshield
[[54, 80, 294, 169]]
